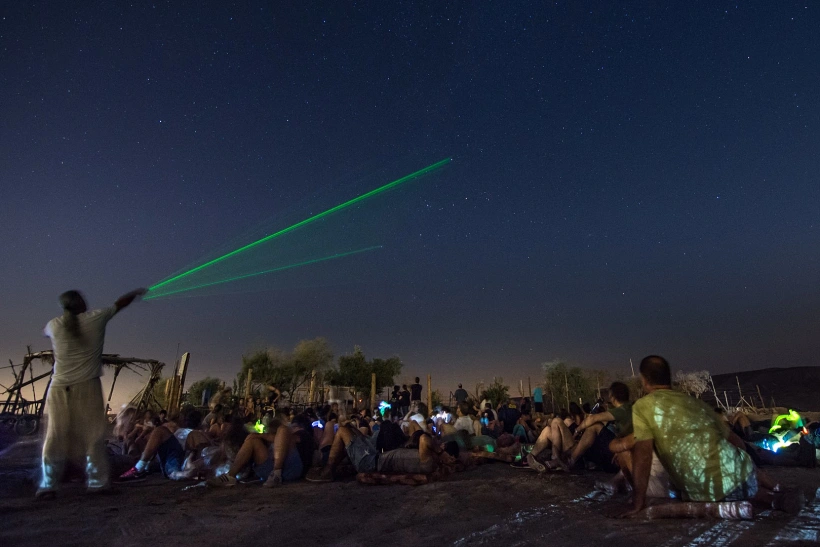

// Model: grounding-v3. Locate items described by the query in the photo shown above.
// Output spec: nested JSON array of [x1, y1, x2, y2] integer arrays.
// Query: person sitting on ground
[[480, 410, 504, 439], [117, 408, 212, 482], [208, 387, 232, 410], [452, 402, 478, 435], [306, 422, 443, 482], [534, 382, 630, 474], [402, 402, 428, 434], [288, 414, 316, 479], [202, 404, 223, 430], [497, 400, 521, 435], [208, 415, 303, 487], [616, 355, 804, 518], [527, 402, 585, 470], [453, 383, 469, 404]]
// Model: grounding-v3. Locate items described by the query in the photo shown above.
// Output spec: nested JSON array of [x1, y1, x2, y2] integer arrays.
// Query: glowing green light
[[769, 409, 803, 434], [144, 246, 382, 300], [254, 420, 265, 433], [148, 158, 451, 293]]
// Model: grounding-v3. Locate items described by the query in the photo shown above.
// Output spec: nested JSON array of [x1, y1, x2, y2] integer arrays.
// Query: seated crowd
[[109, 355, 809, 517]]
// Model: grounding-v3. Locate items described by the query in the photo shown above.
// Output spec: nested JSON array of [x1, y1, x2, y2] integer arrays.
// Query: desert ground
[[1, 431, 819, 547]]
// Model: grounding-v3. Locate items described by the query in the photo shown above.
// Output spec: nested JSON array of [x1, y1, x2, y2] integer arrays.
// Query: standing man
[[532, 385, 544, 414], [38, 288, 146, 498], [410, 377, 423, 405], [453, 383, 469, 404]]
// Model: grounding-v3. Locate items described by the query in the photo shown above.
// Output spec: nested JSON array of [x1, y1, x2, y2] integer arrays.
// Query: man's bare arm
[[114, 288, 148, 312], [577, 411, 615, 432], [623, 439, 653, 516]]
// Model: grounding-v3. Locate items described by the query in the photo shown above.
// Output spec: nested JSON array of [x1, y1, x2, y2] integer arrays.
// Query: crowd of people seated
[[106, 356, 811, 518]]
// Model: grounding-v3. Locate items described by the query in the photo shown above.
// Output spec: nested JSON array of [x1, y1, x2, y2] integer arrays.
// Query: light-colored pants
[[40, 377, 109, 491]]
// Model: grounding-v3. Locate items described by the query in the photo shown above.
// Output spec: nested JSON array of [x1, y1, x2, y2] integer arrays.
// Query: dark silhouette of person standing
[[38, 288, 146, 498]]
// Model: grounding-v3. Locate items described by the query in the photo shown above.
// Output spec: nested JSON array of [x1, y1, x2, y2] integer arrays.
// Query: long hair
[[59, 290, 86, 339]]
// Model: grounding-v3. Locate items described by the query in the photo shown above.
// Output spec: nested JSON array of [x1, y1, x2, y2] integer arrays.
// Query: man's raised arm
[[114, 288, 148, 312]]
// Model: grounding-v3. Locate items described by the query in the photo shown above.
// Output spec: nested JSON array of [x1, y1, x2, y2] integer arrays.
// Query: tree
[[236, 338, 334, 403], [675, 370, 711, 398], [542, 360, 601, 411], [187, 377, 223, 407], [325, 346, 402, 396], [480, 377, 510, 408]]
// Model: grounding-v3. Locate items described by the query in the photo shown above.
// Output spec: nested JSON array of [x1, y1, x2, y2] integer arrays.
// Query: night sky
[[2, 2, 819, 404]]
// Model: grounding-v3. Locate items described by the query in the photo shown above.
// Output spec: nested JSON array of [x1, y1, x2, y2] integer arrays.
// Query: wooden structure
[[0, 348, 165, 435]]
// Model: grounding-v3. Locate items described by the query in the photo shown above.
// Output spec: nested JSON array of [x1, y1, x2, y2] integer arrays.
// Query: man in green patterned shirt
[[620, 355, 803, 518]]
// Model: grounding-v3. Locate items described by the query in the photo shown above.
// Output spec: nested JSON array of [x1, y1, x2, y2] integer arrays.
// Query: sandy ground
[[2, 433, 820, 547]]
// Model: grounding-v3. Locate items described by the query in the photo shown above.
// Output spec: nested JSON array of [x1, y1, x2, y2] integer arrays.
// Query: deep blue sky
[[2, 2, 818, 404]]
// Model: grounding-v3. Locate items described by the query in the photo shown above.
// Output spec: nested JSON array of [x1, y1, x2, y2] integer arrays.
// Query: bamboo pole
[[427, 374, 432, 412], [756, 385, 765, 409], [245, 368, 253, 400], [370, 373, 376, 411], [565, 373, 570, 410], [528, 377, 532, 399]]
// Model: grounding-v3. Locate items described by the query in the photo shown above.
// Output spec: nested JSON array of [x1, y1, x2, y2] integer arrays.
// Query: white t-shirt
[[44, 307, 117, 387], [410, 413, 428, 431], [454, 416, 475, 434]]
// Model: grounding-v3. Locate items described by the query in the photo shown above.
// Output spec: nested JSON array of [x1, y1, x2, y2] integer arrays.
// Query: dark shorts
[[534, 402, 544, 413], [377, 448, 434, 474], [584, 426, 618, 473], [156, 434, 186, 477], [723, 470, 759, 501], [345, 435, 378, 473], [253, 447, 304, 482]]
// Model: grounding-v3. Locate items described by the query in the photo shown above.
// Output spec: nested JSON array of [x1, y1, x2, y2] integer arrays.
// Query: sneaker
[[526, 453, 547, 473], [263, 472, 283, 488], [35, 488, 57, 500], [509, 459, 533, 470], [114, 467, 148, 484], [207, 473, 237, 487], [305, 467, 334, 483]]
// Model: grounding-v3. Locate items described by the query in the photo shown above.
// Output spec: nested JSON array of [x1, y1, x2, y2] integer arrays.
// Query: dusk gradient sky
[[2, 2, 818, 404]]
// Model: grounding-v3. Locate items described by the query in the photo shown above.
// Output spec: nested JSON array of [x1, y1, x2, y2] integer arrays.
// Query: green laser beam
[[144, 245, 383, 300], [148, 158, 451, 292]]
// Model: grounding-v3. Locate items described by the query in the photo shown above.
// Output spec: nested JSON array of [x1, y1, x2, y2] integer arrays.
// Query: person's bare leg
[[140, 426, 174, 461], [326, 426, 355, 470], [553, 419, 576, 454], [418, 434, 437, 468], [227, 436, 269, 476], [406, 420, 422, 436], [530, 423, 552, 457], [568, 423, 603, 465], [549, 419, 566, 459], [643, 501, 753, 520]]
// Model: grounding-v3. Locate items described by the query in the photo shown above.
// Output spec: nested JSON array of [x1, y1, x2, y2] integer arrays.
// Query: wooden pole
[[245, 368, 253, 400], [564, 373, 570, 410], [308, 370, 317, 403], [528, 377, 532, 399], [756, 385, 765, 409], [370, 372, 376, 411], [629, 358, 635, 377], [427, 374, 432, 412]]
